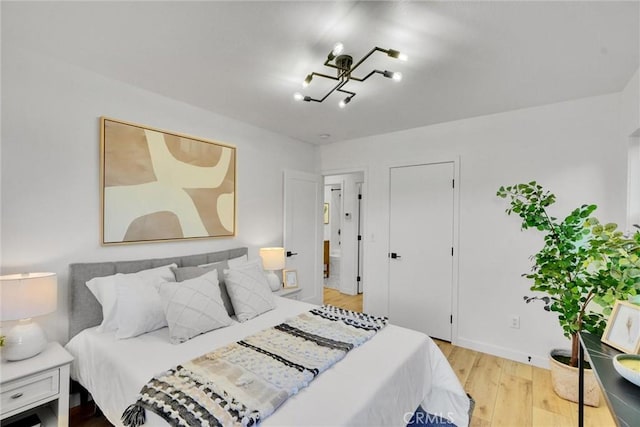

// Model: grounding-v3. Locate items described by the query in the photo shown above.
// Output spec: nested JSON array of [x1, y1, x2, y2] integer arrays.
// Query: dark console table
[[578, 332, 640, 427]]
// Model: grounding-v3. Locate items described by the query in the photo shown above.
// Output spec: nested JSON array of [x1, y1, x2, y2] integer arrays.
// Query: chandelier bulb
[[338, 96, 352, 108], [303, 74, 313, 87], [382, 70, 402, 81], [294, 92, 304, 101], [387, 49, 408, 61], [333, 42, 344, 56]]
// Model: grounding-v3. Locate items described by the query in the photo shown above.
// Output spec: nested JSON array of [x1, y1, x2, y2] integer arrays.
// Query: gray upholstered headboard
[[68, 247, 248, 339]]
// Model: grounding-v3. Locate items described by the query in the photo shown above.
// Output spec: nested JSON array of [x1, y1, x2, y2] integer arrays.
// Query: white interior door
[[283, 170, 323, 305], [388, 162, 454, 341]]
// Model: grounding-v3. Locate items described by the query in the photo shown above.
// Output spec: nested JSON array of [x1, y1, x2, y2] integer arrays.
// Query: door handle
[[286, 251, 298, 258], [389, 252, 401, 259]]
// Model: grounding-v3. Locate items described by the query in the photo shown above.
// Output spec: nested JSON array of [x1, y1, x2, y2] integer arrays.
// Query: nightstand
[[274, 287, 302, 300], [1, 342, 73, 427]]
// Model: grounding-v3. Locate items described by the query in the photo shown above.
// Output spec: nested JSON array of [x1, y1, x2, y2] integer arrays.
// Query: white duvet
[[66, 297, 469, 427]]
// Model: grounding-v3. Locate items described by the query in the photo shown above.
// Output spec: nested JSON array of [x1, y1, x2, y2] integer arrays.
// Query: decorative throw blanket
[[122, 305, 388, 427]]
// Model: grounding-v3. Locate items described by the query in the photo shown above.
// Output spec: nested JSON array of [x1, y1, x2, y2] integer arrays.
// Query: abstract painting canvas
[[101, 117, 236, 244]]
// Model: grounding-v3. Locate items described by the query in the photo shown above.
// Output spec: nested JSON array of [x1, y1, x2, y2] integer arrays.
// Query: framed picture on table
[[601, 300, 640, 353], [283, 269, 298, 289]]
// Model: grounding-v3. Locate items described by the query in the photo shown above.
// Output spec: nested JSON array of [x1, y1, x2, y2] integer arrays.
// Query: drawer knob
[[10, 392, 24, 399]]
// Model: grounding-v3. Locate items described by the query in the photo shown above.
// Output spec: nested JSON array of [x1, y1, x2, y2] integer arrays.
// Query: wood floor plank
[[568, 400, 616, 427], [531, 366, 575, 419], [464, 353, 504, 423], [532, 407, 574, 427], [323, 287, 363, 312], [469, 417, 492, 427], [492, 373, 533, 427], [502, 359, 533, 380], [447, 346, 478, 385]]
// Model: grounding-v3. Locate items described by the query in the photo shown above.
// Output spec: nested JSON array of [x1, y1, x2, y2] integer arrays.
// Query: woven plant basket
[[549, 349, 600, 407]]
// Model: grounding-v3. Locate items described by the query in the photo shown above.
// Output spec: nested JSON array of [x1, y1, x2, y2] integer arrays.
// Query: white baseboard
[[455, 337, 550, 369]]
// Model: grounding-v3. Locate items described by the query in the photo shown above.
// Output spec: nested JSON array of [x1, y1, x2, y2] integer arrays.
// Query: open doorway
[[322, 172, 364, 312]]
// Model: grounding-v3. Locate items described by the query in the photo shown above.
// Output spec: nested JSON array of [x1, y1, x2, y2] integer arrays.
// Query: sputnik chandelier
[[294, 42, 407, 108]]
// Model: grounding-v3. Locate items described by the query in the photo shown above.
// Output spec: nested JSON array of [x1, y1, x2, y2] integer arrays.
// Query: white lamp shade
[[259, 247, 285, 271], [0, 273, 57, 321]]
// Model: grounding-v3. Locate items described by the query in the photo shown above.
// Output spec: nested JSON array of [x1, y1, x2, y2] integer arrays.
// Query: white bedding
[[66, 297, 469, 427]]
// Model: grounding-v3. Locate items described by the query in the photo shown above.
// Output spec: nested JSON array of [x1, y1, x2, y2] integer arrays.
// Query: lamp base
[[3, 319, 47, 361], [265, 271, 282, 292]]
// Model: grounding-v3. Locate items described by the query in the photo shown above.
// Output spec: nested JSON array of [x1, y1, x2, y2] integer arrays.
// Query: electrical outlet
[[510, 316, 520, 329]]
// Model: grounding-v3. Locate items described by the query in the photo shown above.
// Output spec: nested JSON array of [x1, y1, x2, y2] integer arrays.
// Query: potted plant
[[497, 182, 640, 405]]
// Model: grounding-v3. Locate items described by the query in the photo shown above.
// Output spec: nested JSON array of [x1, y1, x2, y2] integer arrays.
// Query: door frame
[[321, 166, 368, 309], [385, 156, 460, 344]]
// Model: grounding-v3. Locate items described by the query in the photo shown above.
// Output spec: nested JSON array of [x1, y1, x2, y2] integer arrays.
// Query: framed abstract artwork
[[100, 117, 236, 245]]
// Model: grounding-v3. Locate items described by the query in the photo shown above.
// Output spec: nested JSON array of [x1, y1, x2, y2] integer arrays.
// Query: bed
[[65, 247, 470, 427]]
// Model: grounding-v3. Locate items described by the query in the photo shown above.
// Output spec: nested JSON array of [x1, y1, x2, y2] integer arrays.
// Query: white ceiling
[[3, 1, 639, 145]]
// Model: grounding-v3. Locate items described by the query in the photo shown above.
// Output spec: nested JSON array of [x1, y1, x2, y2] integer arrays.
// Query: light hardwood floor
[[323, 286, 363, 312], [323, 287, 616, 427]]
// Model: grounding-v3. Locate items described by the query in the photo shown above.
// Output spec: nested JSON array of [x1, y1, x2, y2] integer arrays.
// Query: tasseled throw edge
[[122, 402, 146, 427]]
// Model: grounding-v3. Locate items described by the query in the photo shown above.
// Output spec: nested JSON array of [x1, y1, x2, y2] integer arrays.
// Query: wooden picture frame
[[100, 117, 236, 245], [324, 203, 330, 224], [283, 269, 298, 289], [601, 300, 640, 354]]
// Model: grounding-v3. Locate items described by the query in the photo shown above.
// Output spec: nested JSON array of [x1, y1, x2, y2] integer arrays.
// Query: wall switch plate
[[510, 316, 520, 329]]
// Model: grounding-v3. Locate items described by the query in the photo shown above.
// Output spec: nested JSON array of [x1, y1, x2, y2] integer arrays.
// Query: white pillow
[[224, 259, 276, 322], [158, 269, 233, 344], [115, 281, 167, 339], [226, 254, 249, 268], [86, 263, 176, 333]]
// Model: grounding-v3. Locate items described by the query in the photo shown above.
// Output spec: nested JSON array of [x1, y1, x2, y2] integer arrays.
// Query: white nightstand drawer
[[1, 369, 59, 415]]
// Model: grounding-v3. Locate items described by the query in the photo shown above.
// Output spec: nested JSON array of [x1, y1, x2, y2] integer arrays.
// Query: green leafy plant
[[497, 182, 640, 367]]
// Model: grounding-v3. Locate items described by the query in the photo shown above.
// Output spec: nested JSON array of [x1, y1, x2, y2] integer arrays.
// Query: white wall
[[319, 93, 627, 367], [0, 46, 317, 343], [621, 67, 639, 138], [621, 67, 640, 229]]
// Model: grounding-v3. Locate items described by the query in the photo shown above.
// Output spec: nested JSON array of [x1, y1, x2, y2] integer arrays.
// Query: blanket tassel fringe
[[122, 402, 146, 427]]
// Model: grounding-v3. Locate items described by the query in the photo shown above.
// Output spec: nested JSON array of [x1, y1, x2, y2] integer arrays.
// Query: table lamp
[[259, 247, 285, 291], [0, 272, 57, 361]]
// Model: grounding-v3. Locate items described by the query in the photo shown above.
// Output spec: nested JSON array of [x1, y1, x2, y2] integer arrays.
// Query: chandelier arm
[[310, 71, 340, 81], [349, 69, 384, 82], [323, 60, 340, 70], [337, 87, 356, 97], [315, 79, 350, 103], [347, 47, 386, 75]]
